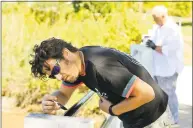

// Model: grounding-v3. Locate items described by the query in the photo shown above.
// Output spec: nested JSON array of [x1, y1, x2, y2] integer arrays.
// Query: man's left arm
[[111, 77, 155, 115], [99, 77, 155, 115]]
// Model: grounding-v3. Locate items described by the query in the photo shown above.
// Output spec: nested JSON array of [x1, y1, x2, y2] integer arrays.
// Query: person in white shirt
[[146, 5, 184, 125]]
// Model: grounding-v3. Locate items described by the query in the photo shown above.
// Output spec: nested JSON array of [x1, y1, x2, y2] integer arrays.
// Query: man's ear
[[62, 48, 70, 59]]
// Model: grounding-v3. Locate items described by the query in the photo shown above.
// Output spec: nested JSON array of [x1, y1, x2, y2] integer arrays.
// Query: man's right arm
[[42, 83, 81, 114]]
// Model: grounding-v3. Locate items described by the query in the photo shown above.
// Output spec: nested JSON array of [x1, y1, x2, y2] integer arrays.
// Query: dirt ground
[[2, 108, 28, 128]]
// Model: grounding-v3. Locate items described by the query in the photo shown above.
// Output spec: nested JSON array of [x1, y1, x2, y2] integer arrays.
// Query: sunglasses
[[49, 59, 61, 79]]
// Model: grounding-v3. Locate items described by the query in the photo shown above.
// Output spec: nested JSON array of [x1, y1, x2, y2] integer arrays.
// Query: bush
[[143, 2, 192, 17], [168, 2, 192, 17]]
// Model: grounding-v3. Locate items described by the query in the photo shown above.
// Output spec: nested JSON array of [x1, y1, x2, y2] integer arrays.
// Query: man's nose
[[55, 74, 62, 81]]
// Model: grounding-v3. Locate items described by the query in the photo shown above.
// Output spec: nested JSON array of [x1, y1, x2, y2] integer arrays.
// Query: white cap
[[152, 5, 168, 17]]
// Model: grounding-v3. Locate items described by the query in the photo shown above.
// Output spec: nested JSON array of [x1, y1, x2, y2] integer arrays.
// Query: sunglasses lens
[[49, 66, 60, 79], [52, 66, 60, 75]]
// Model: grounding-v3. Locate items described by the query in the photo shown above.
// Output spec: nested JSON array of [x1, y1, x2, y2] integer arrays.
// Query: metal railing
[[63, 90, 120, 128], [64, 91, 95, 116], [100, 116, 115, 128]]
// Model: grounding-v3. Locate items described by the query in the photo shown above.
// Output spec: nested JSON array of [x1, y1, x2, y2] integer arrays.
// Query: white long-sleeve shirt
[[150, 18, 184, 77]]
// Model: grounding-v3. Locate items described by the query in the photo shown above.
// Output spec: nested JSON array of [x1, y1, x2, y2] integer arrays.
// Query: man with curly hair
[[29, 37, 170, 128]]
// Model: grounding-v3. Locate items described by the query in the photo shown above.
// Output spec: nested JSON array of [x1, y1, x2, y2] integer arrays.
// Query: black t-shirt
[[62, 46, 168, 128]]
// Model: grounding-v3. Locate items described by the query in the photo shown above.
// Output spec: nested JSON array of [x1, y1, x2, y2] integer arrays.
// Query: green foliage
[[83, 2, 114, 15], [143, 2, 170, 12], [168, 2, 192, 17], [143, 2, 192, 17]]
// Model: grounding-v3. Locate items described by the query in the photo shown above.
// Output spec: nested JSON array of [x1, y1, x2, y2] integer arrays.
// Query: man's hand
[[146, 40, 157, 50], [155, 46, 162, 54], [99, 97, 113, 114], [42, 94, 60, 115]]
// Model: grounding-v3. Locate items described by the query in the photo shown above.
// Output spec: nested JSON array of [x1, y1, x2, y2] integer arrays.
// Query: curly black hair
[[29, 37, 79, 79]]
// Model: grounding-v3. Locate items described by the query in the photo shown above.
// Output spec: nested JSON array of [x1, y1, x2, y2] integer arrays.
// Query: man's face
[[152, 14, 164, 26], [43, 51, 80, 83]]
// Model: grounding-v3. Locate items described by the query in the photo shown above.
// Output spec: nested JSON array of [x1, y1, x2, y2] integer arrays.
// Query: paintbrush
[[52, 100, 67, 110]]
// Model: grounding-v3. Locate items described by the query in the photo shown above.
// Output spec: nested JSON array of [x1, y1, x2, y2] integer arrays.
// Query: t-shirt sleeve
[[96, 56, 139, 98], [121, 75, 137, 98], [62, 79, 82, 88], [116, 51, 152, 98], [97, 49, 150, 98]]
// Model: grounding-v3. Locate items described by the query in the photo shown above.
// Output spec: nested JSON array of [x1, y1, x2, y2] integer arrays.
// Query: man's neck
[[77, 51, 86, 76], [160, 16, 168, 27]]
